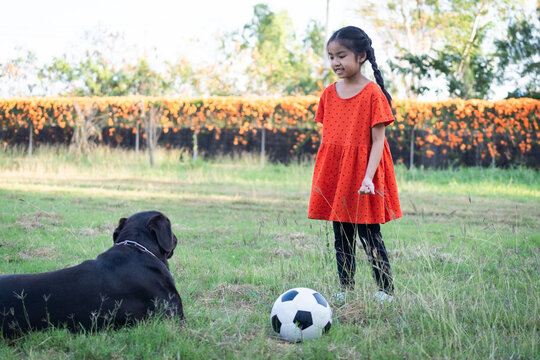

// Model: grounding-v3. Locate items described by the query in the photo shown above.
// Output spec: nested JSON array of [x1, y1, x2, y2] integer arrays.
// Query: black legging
[[333, 222, 394, 294]]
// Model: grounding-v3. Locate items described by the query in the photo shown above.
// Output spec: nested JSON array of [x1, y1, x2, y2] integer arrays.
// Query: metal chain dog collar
[[115, 240, 157, 259]]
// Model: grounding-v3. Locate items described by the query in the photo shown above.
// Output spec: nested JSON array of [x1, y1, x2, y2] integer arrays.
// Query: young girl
[[308, 26, 402, 303]]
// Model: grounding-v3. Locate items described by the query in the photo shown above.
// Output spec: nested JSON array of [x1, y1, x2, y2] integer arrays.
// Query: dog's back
[[1, 211, 183, 338], [1, 260, 100, 336], [1, 246, 182, 337]]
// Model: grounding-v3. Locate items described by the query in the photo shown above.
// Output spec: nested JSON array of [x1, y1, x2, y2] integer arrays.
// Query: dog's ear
[[147, 213, 175, 255], [113, 217, 127, 242]]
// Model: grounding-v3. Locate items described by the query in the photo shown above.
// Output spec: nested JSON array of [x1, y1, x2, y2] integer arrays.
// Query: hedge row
[[0, 96, 539, 167]]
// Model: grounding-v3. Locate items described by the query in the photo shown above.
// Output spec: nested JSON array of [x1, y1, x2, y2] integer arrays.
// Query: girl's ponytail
[[367, 48, 392, 106], [328, 26, 392, 106]]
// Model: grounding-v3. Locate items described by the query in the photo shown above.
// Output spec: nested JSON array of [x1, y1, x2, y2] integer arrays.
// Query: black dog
[[0, 211, 184, 338]]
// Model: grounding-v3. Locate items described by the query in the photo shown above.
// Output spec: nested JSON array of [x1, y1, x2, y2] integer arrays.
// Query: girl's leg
[[357, 224, 394, 294], [333, 221, 357, 289]]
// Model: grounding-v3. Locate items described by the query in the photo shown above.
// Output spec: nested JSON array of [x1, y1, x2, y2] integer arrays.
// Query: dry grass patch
[[280, 232, 317, 248], [0, 241, 16, 249], [334, 299, 367, 326], [77, 222, 116, 238], [288, 232, 312, 242], [263, 335, 298, 349], [270, 232, 320, 259], [402, 193, 540, 227], [17, 247, 58, 260], [392, 245, 466, 264], [271, 246, 295, 258], [15, 211, 63, 230], [79, 227, 103, 237], [209, 283, 259, 305]]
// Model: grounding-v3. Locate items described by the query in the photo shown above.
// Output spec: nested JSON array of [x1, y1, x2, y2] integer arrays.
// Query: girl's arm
[[358, 124, 385, 195]]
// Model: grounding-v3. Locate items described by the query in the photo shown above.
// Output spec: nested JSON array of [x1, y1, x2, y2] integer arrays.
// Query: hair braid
[[368, 48, 392, 106], [328, 26, 393, 106]]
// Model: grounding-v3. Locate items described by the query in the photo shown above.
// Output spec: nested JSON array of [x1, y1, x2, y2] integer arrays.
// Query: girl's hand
[[358, 177, 375, 195]]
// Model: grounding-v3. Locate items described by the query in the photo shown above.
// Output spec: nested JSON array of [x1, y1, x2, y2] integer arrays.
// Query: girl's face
[[327, 40, 366, 79]]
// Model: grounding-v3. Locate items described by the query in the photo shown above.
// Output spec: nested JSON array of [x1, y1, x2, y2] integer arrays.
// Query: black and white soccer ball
[[270, 287, 332, 342]]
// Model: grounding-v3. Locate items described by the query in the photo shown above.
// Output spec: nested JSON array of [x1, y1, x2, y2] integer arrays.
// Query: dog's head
[[113, 211, 178, 264]]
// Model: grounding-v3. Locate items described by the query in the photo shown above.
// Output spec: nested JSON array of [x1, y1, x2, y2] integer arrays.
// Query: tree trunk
[[399, 0, 421, 98], [143, 103, 162, 167], [323, 0, 331, 86], [456, 0, 487, 97], [71, 102, 98, 155]]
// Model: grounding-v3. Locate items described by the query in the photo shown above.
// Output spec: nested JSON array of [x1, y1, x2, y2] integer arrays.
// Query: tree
[[165, 58, 199, 96], [357, 0, 517, 99], [356, 0, 447, 97], [301, 19, 331, 92], [390, 41, 496, 99], [223, 3, 325, 95], [40, 56, 174, 97], [130, 58, 173, 96], [38, 28, 177, 97], [0, 49, 46, 156], [0, 49, 43, 97], [494, 11, 540, 99], [242, 4, 293, 94]]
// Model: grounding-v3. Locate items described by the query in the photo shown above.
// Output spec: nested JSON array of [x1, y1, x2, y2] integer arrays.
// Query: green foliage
[[166, 59, 198, 96], [236, 3, 324, 95], [130, 58, 174, 96], [391, 49, 496, 99], [36, 28, 189, 97], [0, 49, 42, 96], [303, 20, 325, 58], [495, 12, 540, 99], [40, 56, 174, 96], [361, 0, 519, 99]]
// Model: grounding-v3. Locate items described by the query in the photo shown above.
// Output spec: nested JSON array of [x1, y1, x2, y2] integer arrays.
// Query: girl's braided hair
[[328, 26, 392, 106]]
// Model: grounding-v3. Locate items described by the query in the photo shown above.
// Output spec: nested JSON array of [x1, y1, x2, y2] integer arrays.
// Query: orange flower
[[0, 96, 538, 163]]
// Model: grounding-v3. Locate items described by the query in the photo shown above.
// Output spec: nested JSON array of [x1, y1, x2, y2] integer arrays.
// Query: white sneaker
[[372, 290, 393, 304], [333, 292, 346, 305]]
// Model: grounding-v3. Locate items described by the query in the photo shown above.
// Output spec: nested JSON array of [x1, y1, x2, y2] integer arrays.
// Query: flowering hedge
[[392, 98, 540, 166], [0, 96, 538, 167]]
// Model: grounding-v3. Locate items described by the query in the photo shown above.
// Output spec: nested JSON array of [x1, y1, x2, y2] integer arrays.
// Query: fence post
[[409, 126, 415, 170], [135, 122, 140, 160], [260, 125, 266, 167], [138, 100, 145, 161], [491, 141, 496, 168], [28, 121, 33, 158], [193, 130, 198, 162]]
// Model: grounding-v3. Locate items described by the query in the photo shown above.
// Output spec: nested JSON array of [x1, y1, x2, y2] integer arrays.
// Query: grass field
[[0, 146, 538, 359]]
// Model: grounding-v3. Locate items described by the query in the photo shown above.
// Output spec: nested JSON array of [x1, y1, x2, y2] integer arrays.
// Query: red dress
[[308, 82, 402, 224]]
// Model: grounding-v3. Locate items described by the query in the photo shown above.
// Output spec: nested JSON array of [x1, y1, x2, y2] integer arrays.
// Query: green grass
[[0, 145, 538, 359]]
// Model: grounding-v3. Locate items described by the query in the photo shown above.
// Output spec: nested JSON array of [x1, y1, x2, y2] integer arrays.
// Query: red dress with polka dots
[[308, 82, 402, 224]]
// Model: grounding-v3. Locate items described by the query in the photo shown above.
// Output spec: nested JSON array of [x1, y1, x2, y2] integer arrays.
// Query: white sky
[[0, 0, 369, 96], [0, 0, 359, 63]]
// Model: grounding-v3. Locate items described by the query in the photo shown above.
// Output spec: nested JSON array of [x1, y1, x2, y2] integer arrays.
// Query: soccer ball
[[270, 287, 332, 342]]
